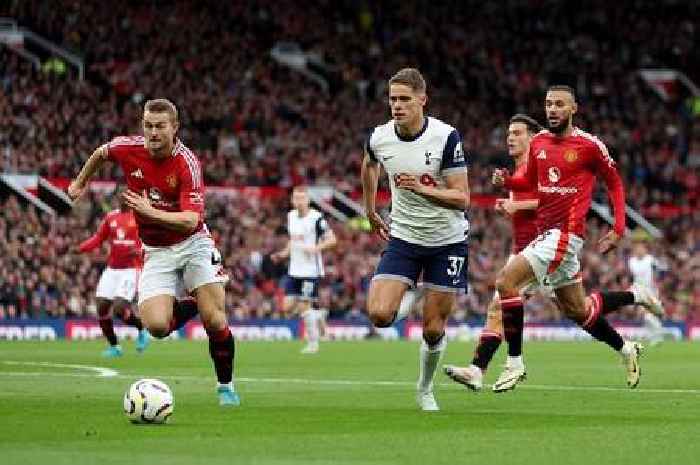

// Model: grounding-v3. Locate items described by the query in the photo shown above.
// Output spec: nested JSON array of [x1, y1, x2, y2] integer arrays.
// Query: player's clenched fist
[[365, 210, 389, 241]]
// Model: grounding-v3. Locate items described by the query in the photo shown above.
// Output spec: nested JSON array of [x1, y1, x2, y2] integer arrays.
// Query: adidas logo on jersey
[[537, 150, 547, 159], [130, 169, 144, 178]]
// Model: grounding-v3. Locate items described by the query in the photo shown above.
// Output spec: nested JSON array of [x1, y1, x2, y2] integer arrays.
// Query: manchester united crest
[[564, 150, 578, 163], [165, 174, 178, 189]]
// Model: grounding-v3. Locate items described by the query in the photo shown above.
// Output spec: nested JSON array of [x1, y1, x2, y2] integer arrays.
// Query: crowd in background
[[1, 191, 697, 323], [1, 0, 698, 322]]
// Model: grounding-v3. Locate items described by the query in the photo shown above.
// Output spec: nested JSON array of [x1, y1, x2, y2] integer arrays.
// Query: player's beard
[[548, 116, 570, 135]]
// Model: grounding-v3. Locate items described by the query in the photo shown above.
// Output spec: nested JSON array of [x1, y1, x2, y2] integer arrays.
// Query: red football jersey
[[505, 128, 625, 238], [106, 136, 206, 246], [509, 162, 538, 254], [79, 210, 142, 268]]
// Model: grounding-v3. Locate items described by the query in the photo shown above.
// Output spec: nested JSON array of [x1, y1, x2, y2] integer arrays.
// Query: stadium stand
[[1, 0, 698, 323]]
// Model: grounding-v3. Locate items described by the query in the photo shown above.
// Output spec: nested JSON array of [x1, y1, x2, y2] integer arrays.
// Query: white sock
[[417, 335, 447, 393], [507, 355, 524, 369], [313, 308, 328, 321], [643, 311, 664, 340], [642, 311, 663, 330], [620, 340, 634, 356], [303, 310, 319, 346], [217, 382, 233, 390], [397, 286, 424, 322], [630, 284, 643, 303]]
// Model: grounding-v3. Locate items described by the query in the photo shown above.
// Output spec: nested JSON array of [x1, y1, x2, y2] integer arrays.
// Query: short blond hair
[[144, 98, 178, 123], [389, 68, 426, 93]]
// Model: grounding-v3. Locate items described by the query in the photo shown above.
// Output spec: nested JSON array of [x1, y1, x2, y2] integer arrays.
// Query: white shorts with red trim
[[521, 229, 583, 290], [138, 233, 228, 305], [96, 267, 138, 302]]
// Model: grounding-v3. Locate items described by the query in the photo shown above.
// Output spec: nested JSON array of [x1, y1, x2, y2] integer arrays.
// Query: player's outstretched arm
[[593, 138, 626, 253], [78, 217, 109, 252], [395, 170, 469, 210], [361, 152, 389, 240], [500, 198, 539, 216], [68, 144, 109, 200]]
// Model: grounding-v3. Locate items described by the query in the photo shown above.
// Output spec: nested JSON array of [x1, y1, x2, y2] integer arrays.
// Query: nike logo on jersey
[[383, 155, 396, 161], [537, 150, 547, 159], [131, 169, 144, 178]]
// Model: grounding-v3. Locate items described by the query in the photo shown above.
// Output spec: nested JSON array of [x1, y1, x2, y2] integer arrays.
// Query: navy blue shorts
[[373, 237, 468, 292], [284, 276, 320, 301]]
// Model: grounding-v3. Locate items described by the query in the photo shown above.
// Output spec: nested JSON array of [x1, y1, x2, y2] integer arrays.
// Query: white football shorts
[[521, 229, 584, 290], [96, 267, 138, 302], [138, 233, 228, 305]]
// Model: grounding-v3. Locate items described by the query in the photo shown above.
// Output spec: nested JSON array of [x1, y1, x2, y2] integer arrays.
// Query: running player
[[271, 186, 337, 354], [485, 86, 644, 389], [445, 114, 662, 392], [629, 240, 668, 344], [361, 68, 469, 411], [68, 98, 239, 406], [78, 192, 149, 357]]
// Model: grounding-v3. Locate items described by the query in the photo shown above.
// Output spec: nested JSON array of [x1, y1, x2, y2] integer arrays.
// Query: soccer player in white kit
[[628, 240, 668, 344], [272, 186, 337, 354], [361, 68, 470, 411]]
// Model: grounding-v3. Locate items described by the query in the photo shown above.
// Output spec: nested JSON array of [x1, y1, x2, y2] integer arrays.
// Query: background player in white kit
[[272, 186, 337, 354], [361, 68, 470, 411], [629, 240, 668, 344]]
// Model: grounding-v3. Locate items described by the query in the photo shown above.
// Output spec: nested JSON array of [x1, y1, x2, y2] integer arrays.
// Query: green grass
[[1, 339, 699, 465]]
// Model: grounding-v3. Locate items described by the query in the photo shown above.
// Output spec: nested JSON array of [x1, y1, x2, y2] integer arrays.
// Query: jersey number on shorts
[[211, 250, 222, 265], [446, 256, 465, 278], [301, 281, 315, 298]]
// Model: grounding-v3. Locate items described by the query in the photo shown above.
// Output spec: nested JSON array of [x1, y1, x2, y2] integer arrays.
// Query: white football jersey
[[366, 116, 469, 246], [628, 254, 657, 290], [287, 208, 329, 278]]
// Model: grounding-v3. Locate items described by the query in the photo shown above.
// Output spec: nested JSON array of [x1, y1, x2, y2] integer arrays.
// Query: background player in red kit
[[445, 114, 662, 392], [67, 99, 240, 406], [78, 192, 149, 357], [488, 86, 644, 389]]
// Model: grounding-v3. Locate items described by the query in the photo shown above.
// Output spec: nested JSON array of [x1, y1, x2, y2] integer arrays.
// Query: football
[[123, 379, 174, 424]]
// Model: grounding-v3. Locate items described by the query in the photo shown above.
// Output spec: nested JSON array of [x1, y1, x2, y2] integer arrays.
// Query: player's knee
[[147, 323, 171, 339], [368, 310, 395, 328], [422, 327, 444, 346], [366, 295, 398, 327], [495, 273, 517, 298]]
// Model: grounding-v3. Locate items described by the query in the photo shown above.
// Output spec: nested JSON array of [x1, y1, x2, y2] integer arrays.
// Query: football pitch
[[1, 339, 698, 465]]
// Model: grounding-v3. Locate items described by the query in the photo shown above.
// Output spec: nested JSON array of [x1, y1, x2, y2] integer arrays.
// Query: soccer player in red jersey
[[485, 86, 643, 389], [445, 113, 661, 392], [78, 193, 149, 357], [68, 99, 240, 406]]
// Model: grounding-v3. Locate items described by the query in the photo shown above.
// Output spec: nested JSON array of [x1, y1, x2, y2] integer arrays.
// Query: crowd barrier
[[0, 318, 691, 341]]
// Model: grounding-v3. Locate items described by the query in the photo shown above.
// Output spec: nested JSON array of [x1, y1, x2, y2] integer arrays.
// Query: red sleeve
[[178, 154, 204, 217], [504, 142, 537, 191], [592, 139, 626, 236], [106, 137, 124, 162], [79, 216, 110, 252]]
